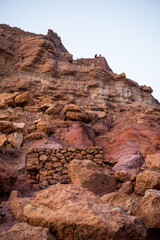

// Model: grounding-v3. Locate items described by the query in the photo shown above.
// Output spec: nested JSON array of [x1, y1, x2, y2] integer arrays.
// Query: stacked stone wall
[[26, 147, 104, 188]]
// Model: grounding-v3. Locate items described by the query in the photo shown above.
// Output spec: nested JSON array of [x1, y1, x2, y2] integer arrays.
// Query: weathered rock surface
[[0, 222, 55, 240], [11, 197, 31, 222], [0, 158, 17, 193], [7, 132, 23, 148], [101, 191, 141, 215], [68, 159, 116, 196], [0, 133, 7, 147], [145, 153, 160, 170], [113, 154, 144, 181], [63, 122, 93, 147], [135, 170, 160, 195], [14, 91, 32, 106], [23, 184, 146, 240], [134, 189, 160, 229]]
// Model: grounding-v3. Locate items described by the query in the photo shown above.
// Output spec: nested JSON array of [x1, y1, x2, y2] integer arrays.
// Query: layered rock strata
[[0, 24, 159, 108]]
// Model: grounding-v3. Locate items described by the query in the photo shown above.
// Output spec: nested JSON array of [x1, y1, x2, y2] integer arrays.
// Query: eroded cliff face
[[0, 24, 159, 108]]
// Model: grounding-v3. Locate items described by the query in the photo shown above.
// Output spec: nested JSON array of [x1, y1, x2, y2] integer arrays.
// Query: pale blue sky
[[0, 0, 160, 101]]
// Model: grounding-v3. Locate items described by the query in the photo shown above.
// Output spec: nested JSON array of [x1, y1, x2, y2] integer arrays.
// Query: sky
[[0, 0, 160, 101]]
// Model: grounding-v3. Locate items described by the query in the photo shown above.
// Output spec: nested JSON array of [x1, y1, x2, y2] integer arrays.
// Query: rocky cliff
[[0, 24, 160, 240], [0, 24, 159, 108]]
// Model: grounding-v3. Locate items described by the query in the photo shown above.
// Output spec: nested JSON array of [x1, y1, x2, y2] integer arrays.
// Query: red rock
[[101, 191, 141, 215], [134, 189, 160, 229], [37, 121, 54, 136], [11, 197, 31, 221], [68, 159, 116, 196], [26, 132, 45, 140], [0, 222, 55, 240], [0, 158, 17, 193], [0, 134, 7, 147], [0, 121, 13, 134], [134, 170, 160, 195], [23, 184, 146, 239], [145, 153, 160, 170], [9, 190, 22, 201], [63, 122, 93, 147], [14, 91, 33, 106], [45, 103, 63, 115], [7, 132, 23, 148]]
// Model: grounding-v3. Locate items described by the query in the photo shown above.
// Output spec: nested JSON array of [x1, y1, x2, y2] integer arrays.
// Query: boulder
[[7, 132, 23, 148], [101, 191, 141, 215], [0, 133, 7, 147], [0, 157, 17, 193], [63, 104, 89, 122], [120, 181, 134, 194], [0, 222, 55, 240], [68, 159, 116, 196], [0, 92, 19, 108], [145, 153, 160, 170], [23, 184, 146, 240], [37, 121, 54, 136], [134, 170, 160, 195], [14, 91, 32, 106], [11, 197, 31, 221], [134, 189, 160, 229]]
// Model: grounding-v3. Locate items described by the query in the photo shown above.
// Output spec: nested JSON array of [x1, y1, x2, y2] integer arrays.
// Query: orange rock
[[68, 159, 116, 196], [23, 184, 146, 239], [135, 170, 160, 195]]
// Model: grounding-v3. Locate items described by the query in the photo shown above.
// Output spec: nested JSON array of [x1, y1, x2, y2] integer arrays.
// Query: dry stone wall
[[26, 147, 104, 188]]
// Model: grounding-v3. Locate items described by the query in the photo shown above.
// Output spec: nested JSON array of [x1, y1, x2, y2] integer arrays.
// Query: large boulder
[[145, 153, 160, 170], [68, 159, 116, 196], [134, 170, 160, 195], [7, 132, 23, 148], [0, 158, 17, 193], [22, 184, 146, 240], [101, 191, 142, 215], [0, 222, 55, 240], [134, 189, 160, 229]]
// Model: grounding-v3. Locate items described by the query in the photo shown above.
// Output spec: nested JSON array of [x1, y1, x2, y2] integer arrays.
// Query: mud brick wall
[[26, 147, 104, 188]]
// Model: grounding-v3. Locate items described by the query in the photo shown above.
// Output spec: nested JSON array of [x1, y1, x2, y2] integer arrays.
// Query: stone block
[[53, 162, 62, 168]]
